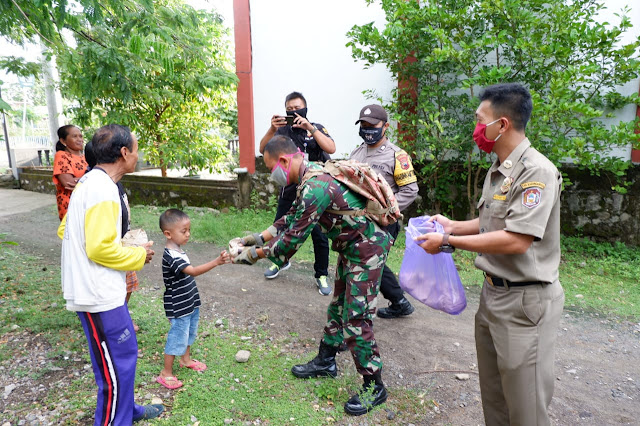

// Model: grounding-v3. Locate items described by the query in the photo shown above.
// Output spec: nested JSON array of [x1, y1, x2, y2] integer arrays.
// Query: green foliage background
[[57, 1, 238, 174], [347, 0, 640, 218], [0, 0, 238, 175]]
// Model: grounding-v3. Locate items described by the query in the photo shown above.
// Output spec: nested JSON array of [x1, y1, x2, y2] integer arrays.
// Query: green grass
[[0, 249, 79, 338], [559, 237, 640, 318], [131, 205, 640, 320], [1, 207, 639, 423], [0, 243, 428, 424], [136, 325, 354, 424]]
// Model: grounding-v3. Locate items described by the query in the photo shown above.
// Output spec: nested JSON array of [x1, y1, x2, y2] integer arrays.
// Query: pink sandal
[[180, 360, 207, 372], [156, 375, 183, 389]]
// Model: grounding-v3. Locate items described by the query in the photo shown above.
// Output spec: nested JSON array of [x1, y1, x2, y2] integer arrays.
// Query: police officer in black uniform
[[259, 92, 335, 295]]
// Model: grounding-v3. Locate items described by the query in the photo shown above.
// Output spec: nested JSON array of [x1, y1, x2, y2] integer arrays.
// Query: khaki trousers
[[475, 280, 564, 426]]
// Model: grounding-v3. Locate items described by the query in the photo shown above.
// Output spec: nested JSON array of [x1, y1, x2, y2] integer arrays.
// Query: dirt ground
[[0, 189, 639, 425]]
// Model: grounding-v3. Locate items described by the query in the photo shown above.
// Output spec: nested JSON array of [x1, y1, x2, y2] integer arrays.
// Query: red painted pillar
[[397, 0, 418, 154], [397, 53, 418, 152], [233, 0, 255, 173], [632, 81, 640, 164]]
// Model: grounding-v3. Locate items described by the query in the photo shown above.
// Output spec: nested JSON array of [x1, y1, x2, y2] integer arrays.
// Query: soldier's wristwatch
[[440, 233, 455, 253]]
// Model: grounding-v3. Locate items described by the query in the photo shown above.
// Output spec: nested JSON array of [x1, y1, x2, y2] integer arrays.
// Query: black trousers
[[380, 222, 405, 304], [275, 196, 329, 278]]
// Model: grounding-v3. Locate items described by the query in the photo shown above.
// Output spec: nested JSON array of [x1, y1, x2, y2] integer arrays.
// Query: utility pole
[[41, 47, 61, 150], [21, 84, 27, 140], [0, 87, 17, 179]]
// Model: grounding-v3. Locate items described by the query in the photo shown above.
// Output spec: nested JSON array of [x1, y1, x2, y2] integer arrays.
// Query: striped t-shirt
[[162, 248, 201, 319]]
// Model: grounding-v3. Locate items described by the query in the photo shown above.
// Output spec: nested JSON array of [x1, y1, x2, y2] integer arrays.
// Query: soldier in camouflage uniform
[[231, 135, 392, 416]]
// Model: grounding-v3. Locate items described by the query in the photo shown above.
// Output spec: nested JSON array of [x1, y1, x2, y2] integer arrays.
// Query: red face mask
[[472, 118, 502, 153]]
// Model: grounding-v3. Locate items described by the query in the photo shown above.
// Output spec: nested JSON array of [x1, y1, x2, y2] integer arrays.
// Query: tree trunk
[[157, 135, 167, 177]]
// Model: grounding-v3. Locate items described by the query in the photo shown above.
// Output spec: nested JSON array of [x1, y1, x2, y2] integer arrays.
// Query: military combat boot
[[291, 340, 338, 378], [344, 371, 388, 416], [377, 297, 415, 319]]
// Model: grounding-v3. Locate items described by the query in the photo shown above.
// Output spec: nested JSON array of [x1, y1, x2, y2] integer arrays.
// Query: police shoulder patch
[[394, 150, 417, 186], [522, 187, 541, 209]]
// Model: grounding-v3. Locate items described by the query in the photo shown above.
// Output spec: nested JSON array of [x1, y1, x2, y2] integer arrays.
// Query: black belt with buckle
[[486, 275, 546, 287]]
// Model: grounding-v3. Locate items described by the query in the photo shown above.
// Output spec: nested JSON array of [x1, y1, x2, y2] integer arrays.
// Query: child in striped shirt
[[156, 209, 230, 390]]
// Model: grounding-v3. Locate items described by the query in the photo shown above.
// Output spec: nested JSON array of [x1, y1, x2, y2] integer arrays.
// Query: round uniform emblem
[[522, 187, 541, 209], [397, 153, 410, 170]]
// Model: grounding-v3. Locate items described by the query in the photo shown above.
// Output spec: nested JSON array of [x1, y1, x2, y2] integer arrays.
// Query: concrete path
[[0, 188, 55, 218]]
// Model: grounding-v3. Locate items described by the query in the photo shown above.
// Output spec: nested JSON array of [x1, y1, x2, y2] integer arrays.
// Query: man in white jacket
[[58, 124, 162, 424]]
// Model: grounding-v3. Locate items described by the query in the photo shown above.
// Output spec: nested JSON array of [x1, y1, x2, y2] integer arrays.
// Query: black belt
[[485, 275, 546, 287]]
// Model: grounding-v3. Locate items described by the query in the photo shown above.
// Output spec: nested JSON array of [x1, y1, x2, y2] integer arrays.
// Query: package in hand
[[228, 238, 244, 259], [122, 229, 149, 247]]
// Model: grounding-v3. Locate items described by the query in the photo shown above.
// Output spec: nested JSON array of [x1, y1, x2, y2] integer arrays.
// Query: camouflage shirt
[[262, 162, 388, 266]]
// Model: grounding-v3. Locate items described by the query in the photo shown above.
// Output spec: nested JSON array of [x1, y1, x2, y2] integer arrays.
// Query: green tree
[[57, 1, 237, 175], [0, 0, 237, 175], [347, 0, 640, 217], [0, 0, 142, 110], [0, 0, 148, 46]]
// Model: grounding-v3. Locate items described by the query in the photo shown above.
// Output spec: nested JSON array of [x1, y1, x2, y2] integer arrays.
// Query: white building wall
[[250, 0, 394, 158], [598, 1, 640, 159], [249, 0, 639, 160]]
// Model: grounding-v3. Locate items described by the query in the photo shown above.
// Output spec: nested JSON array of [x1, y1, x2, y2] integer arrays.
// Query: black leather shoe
[[344, 384, 388, 416], [377, 297, 415, 319], [291, 341, 338, 378]]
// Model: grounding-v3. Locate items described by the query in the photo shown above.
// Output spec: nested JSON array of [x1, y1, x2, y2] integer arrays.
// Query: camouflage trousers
[[322, 227, 392, 376]]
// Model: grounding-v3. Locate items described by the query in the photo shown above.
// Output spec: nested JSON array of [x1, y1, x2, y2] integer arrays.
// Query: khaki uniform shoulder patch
[[521, 181, 546, 190]]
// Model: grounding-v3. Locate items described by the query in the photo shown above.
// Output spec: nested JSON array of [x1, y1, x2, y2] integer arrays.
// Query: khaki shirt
[[474, 139, 562, 283], [350, 140, 418, 212]]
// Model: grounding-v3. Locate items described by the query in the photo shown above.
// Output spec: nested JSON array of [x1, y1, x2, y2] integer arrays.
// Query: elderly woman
[[58, 124, 162, 424], [52, 125, 87, 220]]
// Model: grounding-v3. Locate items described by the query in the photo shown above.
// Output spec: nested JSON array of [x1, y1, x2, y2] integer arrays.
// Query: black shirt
[[275, 123, 332, 162]]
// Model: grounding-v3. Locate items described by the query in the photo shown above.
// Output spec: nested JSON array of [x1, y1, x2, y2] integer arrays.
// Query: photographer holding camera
[[259, 92, 336, 295]]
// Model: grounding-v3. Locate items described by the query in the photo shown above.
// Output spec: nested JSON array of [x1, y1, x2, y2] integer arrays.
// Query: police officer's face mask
[[359, 124, 385, 145], [270, 150, 301, 187], [286, 108, 308, 120]]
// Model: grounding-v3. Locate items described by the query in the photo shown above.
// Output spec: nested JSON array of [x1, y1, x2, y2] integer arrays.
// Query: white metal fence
[[5, 136, 53, 148], [227, 138, 239, 155]]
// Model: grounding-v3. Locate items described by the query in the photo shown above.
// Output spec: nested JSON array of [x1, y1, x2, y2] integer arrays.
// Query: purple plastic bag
[[398, 216, 467, 315]]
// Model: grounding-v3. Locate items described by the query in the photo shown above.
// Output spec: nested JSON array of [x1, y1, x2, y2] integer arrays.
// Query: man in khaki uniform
[[416, 83, 565, 426], [350, 104, 418, 318]]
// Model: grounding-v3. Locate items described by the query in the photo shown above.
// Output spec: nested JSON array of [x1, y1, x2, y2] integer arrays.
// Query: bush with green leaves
[[347, 0, 640, 217]]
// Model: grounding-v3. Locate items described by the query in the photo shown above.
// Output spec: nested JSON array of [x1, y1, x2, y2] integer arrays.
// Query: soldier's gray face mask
[[271, 166, 288, 187], [270, 150, 301, 187]]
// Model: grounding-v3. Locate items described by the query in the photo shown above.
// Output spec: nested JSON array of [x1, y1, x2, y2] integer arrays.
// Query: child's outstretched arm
[[182, 250, 231, 277]]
